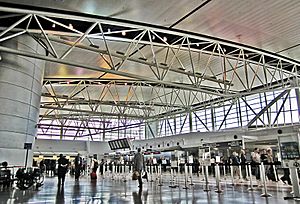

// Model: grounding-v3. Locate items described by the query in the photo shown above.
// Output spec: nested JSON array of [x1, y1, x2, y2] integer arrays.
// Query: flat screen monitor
[[108, 138, 131, 150]]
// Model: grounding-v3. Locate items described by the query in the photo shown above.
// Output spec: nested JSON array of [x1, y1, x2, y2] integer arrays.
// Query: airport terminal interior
[[0, 0, 299, 203]]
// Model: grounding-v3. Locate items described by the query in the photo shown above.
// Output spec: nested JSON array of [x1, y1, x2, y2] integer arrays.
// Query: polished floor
[[0, 173, 298, 204]]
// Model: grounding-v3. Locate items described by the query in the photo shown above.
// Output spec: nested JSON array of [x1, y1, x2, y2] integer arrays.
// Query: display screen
[[280, 142, 300, 160], [108, 138, 131, 150]]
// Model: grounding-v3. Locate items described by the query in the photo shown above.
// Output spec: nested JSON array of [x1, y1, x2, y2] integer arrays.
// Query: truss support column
[[211, 106, 215, 131], [189, 111, 193, 132], [295, 87, 300, 119], [145, 121, 158, 139], [0, 35, 45, 166], [102, 120, 106, 141]]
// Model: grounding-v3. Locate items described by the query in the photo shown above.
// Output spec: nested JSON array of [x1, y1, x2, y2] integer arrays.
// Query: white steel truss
[[0, 6, 299, 140]]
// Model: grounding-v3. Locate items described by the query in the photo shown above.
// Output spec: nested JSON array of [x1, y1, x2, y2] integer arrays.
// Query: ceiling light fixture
[[69, 23, 73, 29], [163, 36, 167, 42], [52, 23, 56, 28], [122, 31, 126, 36]]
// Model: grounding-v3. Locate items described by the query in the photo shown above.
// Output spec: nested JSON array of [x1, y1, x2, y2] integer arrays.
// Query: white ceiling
[[0, 0, 299, 122], [1, 0, 299, 61]]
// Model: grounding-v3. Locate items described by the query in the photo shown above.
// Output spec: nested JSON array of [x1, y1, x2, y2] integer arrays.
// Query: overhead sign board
[[24, 143, 32, 150]]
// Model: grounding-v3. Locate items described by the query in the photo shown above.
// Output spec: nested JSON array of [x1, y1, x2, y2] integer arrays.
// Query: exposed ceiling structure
[[0, 1, 299, 139]]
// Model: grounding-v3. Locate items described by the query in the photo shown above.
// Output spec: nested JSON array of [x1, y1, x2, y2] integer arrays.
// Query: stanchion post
[[169, 168, 177, 188], [230, 165, 234, 185], [215, 163, 223, 193], [123, 164, 127, 182], [189, 164, 194, 186], [239, 165, 242, 180], [203, 166, 210, 192], [158, 164, 163, 186], [246, 163, 249, 178], [150, 165, 154, 182], [260, 163, 272, 197], [247, 163, 254, 191], [272, 164, 278, 182], [183, 164, 189, 189], [290, 166, 300, 199], [111, 163, 115, 180]]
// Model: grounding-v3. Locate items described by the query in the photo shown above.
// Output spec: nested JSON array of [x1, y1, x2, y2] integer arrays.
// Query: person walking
[[74, 153, 82, 180], [57, 154, 69, 187], [133, 148, 144, 188]]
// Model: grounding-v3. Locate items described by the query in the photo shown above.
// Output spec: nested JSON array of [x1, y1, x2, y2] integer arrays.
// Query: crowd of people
[[32, 147, 295, 189], [226, 147, 290, 185]]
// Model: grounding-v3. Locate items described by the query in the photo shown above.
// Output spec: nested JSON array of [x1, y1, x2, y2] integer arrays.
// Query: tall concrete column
[[0, 35, 45, 166]]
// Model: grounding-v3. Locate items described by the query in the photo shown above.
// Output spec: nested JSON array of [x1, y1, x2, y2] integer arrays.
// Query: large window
[[157, 89, 299, 136], [37, 118, 145, 141], [38, 89, 299, 140]]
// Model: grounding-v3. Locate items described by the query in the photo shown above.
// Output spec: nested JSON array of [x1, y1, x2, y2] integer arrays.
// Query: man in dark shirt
[[133, 148, 144, 188], [57, 154, 69, 187], [74, 154, 82, 180]]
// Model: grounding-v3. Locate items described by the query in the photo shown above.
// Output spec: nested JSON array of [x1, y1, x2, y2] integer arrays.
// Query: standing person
[[133, 148, 144, 188], [240, 150, 248, 181], [266, 148, 276, 181], [74, 154, 82, 180], [57, 154, 69, 187], [230, 151, 240, 179], [99, 159, 105, 176], [92, 159, 99, 173], [39, 159, 45, 174], [252, 148, 261, 185], [50, 160, 56, 177]]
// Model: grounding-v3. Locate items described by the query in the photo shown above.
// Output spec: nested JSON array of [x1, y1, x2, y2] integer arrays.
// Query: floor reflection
[[132, 188, 143, 204], [55, 186, 65, 204], [72, 180, 81, 203], [0, 175, 295, 204]]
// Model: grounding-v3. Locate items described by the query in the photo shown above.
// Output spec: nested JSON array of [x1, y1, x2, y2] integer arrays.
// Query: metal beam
[[0, 45, 222, 96], [247, 90, 289, 127], [40, 105, 145, 119]]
